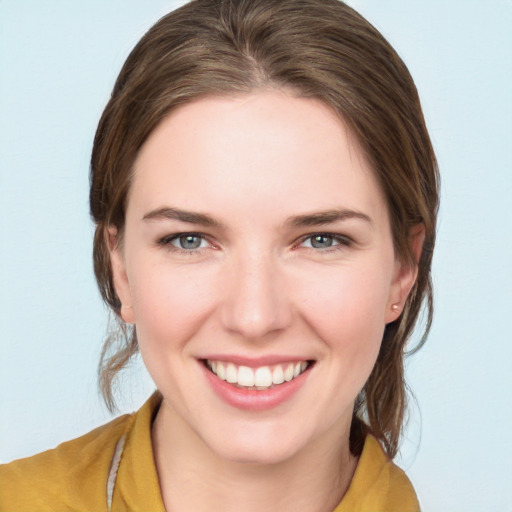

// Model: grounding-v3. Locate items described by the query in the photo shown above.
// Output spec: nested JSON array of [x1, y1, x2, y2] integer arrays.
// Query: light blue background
[[1, 1, 511, 510]]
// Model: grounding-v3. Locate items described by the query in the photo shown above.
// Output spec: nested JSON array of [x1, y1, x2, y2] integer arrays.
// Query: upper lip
[[200, 354, 315, 368]]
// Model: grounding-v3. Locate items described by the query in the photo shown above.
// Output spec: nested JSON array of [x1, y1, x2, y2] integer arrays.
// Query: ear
[[107, 226, 135, 324], [385, 224, 425, 323]]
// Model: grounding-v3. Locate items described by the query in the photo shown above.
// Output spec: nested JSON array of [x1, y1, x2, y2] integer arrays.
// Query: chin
[[200, 421, 313, 466], [215, 441, 300, 466]]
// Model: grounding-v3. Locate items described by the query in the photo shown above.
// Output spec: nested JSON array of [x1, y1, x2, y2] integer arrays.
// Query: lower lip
[[202, 362, 312, 411]]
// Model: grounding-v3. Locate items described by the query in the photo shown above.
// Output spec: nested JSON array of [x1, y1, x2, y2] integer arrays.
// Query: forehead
[[129, 90, 388, 227]]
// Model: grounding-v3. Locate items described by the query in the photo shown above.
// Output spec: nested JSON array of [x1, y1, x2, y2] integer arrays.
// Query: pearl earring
[[391, 303, 400, 312]]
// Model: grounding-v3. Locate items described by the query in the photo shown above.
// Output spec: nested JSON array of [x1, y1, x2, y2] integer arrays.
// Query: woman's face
[[110, 90, 414, 464]]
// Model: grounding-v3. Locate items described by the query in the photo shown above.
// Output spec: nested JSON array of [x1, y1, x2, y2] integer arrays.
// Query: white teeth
[[238, 366, 254, 387], [207, 360, 310, 389], [272, 365, 285, 384], [226, 363, 237, 384], [216, 362, 226, 381], [284, 363, 294, 382], [254, 367, 272, 387]]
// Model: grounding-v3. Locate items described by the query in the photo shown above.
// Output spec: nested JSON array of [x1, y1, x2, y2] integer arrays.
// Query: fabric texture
[[0, 393, 420, 511]]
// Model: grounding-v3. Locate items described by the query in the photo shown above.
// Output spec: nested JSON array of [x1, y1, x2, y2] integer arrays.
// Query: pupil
[[311, 235, 332, 248], [180, 235, 201, 249]]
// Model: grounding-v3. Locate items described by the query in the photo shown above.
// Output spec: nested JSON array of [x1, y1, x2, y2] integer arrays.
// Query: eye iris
[[179, 235, 201, 249], [311, 234, 333, 248]]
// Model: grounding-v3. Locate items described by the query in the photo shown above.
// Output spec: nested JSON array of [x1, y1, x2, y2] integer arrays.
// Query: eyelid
[[156, 231, 353, 254], [157, 232, 215, 251], [296, 232, 353, 250]]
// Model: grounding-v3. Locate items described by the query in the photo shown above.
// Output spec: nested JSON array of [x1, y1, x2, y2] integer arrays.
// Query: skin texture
[[109, 90, 420, 511]]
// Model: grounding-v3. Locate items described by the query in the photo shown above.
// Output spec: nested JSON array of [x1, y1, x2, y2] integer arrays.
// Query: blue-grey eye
[[310, 234, 335, 248], [176, 234, 203, 249]]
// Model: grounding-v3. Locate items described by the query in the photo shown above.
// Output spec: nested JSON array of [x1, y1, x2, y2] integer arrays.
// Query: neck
[[152, 400, 359, 512]]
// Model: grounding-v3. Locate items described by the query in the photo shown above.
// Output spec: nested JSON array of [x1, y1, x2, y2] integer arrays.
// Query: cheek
[[297, 264, 391, 360], [128, 260, 218, 350]]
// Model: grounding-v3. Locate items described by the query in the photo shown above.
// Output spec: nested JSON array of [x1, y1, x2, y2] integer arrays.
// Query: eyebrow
[[143, 207, 224, 228], [285, 209, 373, 228], [143, 206, 372, 230]]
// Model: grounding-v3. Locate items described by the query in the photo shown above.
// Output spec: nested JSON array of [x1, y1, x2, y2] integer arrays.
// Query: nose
[[219, 252, 292, 341]]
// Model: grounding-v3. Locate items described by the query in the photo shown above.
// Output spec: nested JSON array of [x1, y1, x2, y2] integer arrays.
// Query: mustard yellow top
[[0, 393, 420, 511]]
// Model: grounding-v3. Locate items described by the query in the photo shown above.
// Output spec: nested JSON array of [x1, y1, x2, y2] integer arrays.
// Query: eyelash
[[157, 232, 353, 255], [157, 232, 212, 255], [297, 233, 353, 253]]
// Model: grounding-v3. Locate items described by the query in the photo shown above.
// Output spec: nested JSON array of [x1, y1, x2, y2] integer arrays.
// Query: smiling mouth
[[204, 360, 313, 390]]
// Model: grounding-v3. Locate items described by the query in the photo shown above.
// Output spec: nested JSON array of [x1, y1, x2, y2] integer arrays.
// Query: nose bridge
[[220, 247, 291, 340]]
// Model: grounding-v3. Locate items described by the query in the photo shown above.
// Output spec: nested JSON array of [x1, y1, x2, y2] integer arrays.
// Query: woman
[[0, 0, 439, 510]]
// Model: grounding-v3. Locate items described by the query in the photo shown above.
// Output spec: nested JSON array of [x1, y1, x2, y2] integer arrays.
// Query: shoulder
[[0, 413, 134, 512], [335, 436, 421, 512]]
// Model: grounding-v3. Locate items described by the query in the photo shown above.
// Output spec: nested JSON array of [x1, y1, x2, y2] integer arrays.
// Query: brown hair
[[90, 0, 439, 458]]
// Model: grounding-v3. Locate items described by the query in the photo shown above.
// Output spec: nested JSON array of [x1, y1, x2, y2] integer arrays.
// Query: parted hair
[[90, 0, 439, 458]]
